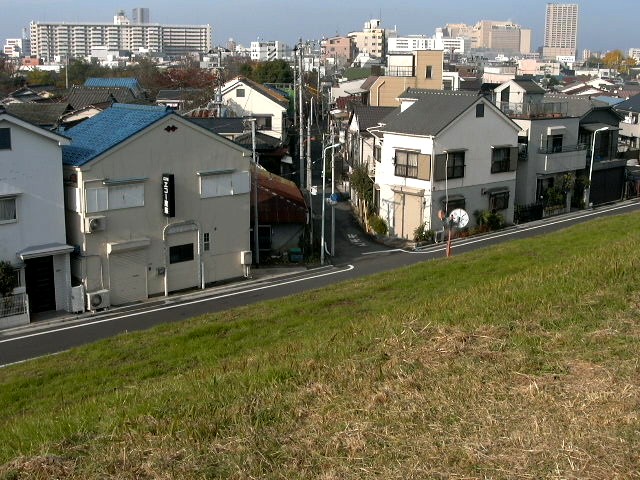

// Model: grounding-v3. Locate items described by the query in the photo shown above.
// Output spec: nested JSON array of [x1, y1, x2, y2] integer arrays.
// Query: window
[[491, 147, 518, 173], [203, 232, 210, 251], [108, 184, 144, 210], [236, 88, 245, 97], [425, 65, 433, 79], [169, 243, 194, 264], [86, 183, 144, 213], [255, 115, 272, 130], [200, 171, 250, 198], [547, 134, 563, 153], [476, 103, 484, 118], [0, 128, 10, 149], [440, 196, 466, 215], [0, 197, 17, 223], [394, 150, 418, 178], [434, 151, 466, 181], [374, 145, 382, 163], [447, 151, 465, 179], [489, 191, 509, 211]]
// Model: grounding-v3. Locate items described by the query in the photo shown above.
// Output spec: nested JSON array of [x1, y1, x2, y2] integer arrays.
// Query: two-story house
[[0, 108, 73, 326], [494, 79, 624, 208], [374, 89, 521, 239], [62, 104, 252, 308], [345, 104, 396, 201], [220, 77, 290, 143], [614, 93, 640, 151]]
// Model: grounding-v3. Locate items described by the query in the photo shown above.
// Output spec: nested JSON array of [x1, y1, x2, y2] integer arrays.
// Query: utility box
[[70, 285, 85, 313]]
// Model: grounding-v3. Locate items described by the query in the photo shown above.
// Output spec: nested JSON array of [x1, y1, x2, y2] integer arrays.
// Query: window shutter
[[434, 154, 447, 181], [417, 154, 431, 180], [509, 146, 519, 171]]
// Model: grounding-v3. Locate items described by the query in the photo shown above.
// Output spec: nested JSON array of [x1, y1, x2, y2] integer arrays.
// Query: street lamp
[[321, 142, 341, 265], [584, 126, 609, 208]]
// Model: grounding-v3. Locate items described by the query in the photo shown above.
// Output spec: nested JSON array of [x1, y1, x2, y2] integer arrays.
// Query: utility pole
[[247, 118, 259, 266], [330, 122, 336, 257], [298, 39, 305, 188], [306, 98, 313, 191]]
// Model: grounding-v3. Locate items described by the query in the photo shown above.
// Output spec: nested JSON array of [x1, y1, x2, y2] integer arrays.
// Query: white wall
[[0, 119, 67, 262]]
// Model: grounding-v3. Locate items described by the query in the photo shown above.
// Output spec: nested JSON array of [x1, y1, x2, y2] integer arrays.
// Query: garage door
[[109, 249, 147, 305]]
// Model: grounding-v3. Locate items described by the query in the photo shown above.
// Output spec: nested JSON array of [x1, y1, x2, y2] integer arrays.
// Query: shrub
[[474, 210, 505, 231], [413, 223, 435, 243], [0, 261, 18, 297], [368, 214, 388, 236]]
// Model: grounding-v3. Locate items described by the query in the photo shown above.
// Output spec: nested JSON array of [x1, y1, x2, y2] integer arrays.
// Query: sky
[[0, 0, 636, 54]]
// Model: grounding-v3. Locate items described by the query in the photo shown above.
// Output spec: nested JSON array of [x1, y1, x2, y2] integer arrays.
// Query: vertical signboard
[[162, 173, 175, 217]]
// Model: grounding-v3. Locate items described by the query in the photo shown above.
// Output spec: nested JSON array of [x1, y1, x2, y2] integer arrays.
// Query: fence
[[0, 293, 28, 318]]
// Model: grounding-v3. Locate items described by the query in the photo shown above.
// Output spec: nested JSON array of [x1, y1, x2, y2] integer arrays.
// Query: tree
[[603, 50, 624, 70], [251, 59, 293, 84]]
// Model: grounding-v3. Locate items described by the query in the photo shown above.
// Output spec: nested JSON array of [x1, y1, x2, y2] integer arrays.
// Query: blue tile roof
[[62, 104, 172, 166], [84, 77, 141, 91]]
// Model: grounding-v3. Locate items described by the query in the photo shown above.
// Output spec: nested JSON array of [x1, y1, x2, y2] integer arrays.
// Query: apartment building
[[388, 29, 465, 55], [29, 12, 212, 61], [542, 3, 579, 59], [249, 41, 292, 62], [348, 19, 386, 59]]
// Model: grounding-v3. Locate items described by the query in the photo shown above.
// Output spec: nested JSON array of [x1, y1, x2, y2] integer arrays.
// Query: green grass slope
[[1, 213, 639, 479]]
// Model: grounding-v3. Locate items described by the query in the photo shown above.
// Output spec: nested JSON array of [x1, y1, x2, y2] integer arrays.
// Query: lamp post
[[321, 142, 341, 265], [584, 126, 608, 208]]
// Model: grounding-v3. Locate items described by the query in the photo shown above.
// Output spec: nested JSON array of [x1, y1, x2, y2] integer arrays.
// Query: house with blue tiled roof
[[84, 77, 144, 97], [62, 103, 252, 308]]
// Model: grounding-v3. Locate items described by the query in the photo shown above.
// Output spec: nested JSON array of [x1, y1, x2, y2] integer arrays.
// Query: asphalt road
[[1, 199, 638, 367]]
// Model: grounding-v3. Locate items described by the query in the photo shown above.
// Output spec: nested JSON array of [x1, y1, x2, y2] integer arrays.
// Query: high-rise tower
[[542, 3, 578, 59], [132, 7, 150, 24]]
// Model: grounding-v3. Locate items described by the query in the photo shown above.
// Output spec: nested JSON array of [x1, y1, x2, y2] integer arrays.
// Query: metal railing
[[0, 293, 28, 318], [496, 100, 568, 119], [386, 66, 414, 77], [538, 143, 588, 154]]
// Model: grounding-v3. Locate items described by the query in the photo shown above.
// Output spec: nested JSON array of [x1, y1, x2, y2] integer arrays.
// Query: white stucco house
[[374, 89, 521, 239], [220, 77, 290, 142], [0, 108, 73, 327], [62, 104, 252, 309]]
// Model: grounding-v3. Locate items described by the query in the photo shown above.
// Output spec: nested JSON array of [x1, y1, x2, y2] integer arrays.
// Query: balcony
[[537, 143, 587, 155], [533, 144, 588, 174], [496, 101, 568, 119], [386, 66, 415, 77]]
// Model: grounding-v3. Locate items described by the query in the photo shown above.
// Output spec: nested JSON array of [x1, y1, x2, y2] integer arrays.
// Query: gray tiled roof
[[544, 93, 608, 117], [512, 78, 546, 94], [4, 102, 71, 127], [185, 117, 246, 135], [383, 89, 481, 136], [351, 104, 396, 131], [614, 93, 640, 113], [66, 86, 140, 110]]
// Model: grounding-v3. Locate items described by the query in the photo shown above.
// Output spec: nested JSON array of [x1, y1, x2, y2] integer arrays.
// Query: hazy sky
[[0, 0, 635, 53]]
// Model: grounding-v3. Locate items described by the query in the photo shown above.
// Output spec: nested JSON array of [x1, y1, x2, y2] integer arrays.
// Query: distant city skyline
[[0, 0, 636, 54]]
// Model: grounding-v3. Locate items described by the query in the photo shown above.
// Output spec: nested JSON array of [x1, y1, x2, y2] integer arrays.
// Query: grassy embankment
[[1, 213, 639, 479]]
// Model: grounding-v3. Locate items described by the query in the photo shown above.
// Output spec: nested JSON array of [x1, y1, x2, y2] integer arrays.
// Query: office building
[[542, 3, 578, 59], [29, 11, 212, 62]]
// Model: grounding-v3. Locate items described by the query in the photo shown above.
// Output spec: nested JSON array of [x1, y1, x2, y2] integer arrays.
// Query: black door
[[25, 256, 56, 313]]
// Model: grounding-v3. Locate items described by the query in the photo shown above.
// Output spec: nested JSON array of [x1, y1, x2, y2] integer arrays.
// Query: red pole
[[446, 226, 452, 257]]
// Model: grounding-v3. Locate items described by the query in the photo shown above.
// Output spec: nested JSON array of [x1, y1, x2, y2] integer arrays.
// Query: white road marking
[[0, 264, 355, 345]]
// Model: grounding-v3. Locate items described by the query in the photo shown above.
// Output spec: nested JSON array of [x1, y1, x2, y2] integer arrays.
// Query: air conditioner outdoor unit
[[240, 250, 252, 265], [87, 289, 110, 311], [84, 216, 106, 233]]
